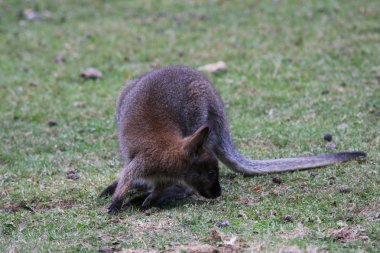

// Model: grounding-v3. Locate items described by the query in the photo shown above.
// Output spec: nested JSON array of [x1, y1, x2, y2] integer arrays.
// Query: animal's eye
[[207, 170, 215, 178]]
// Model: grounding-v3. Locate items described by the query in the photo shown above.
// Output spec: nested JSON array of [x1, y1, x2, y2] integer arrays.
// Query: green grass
[[1, 0, 379, 252]]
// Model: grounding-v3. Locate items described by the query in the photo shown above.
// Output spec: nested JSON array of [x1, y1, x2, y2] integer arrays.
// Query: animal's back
[[117, 66, 226, 160]]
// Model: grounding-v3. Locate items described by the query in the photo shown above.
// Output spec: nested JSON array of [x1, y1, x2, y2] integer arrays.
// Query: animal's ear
[[183, 125, 210, 157]]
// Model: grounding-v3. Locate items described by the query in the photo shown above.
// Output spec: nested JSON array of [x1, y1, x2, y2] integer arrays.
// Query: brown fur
[[102, 65, 366, 213]]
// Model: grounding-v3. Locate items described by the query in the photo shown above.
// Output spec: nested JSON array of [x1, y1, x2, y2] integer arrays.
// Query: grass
[[0, 0, 379, 252]]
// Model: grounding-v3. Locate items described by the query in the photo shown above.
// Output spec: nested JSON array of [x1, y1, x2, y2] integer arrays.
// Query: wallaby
[[101, 65, 366, 213]]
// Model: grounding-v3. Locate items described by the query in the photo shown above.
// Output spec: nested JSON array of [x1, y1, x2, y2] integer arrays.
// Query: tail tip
[[349, 151, 367, 158], [356, 151, 367, 157]]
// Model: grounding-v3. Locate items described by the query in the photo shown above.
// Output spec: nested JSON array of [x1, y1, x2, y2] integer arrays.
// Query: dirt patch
[[330, 227, 368, 243], [277, 245, 303, 253], [169, 244, 218, 253], [357, 204, 380, 219], [132, 218, 176, 234], [207, 229, 242, 253], [279, 226, 310, 239], [118, 249, 159, 253], [276, 245, 321, 253], [1, 204, 35, 213], [119, 245, 217, 253]]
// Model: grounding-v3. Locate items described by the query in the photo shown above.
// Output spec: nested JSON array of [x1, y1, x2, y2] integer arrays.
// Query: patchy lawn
[[1, 0, 379, 252]]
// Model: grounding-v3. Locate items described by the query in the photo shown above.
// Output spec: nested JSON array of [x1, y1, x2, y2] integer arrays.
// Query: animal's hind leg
[[108, 161, 137, 214], [126, 184, 193, 208], [140, 185, 167, 211], [125, 193, 151, 207], [155, 184, 193, 206], [100, 181, 118, 197]]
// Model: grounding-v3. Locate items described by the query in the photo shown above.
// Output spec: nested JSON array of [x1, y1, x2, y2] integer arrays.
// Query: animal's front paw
[[107, 199, 123, 214], [100, 181, 118, 198]]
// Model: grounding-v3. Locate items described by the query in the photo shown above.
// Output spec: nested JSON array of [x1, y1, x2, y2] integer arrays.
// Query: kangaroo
[[101, 65, 366, 213]]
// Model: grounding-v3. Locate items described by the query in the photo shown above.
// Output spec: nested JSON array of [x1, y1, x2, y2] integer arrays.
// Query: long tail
[[215, 139, 367, 175]]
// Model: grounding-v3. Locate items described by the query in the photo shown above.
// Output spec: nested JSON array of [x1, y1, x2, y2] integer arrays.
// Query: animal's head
[[182, 125, 221, 199]]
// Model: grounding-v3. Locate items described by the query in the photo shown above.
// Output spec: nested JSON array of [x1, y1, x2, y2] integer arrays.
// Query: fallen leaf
[[209, 229, 223, 242], [253, 186, 262, 191], [81, 67, 102, 80], [48, 119, 58, 127], [207, 229, 240, 253], [198, 61, 227, 73]]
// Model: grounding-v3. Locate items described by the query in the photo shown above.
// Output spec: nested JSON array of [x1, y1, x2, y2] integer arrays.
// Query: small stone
[[215, 220, 230, 227], [283, 215, 293, 222], [321, 89, 330, 95], [310, 172, 318, 177], [325, 141, 336, 149], [66, 170, 79, 180], [54, 54, 66, 63], [338, 185, 350, 193], [81, 67, 102, 80], [48, 119, 57, 127], [29, 81, 39, 87], [323, 133, 333, 142], [272, 175, 282, 184]]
